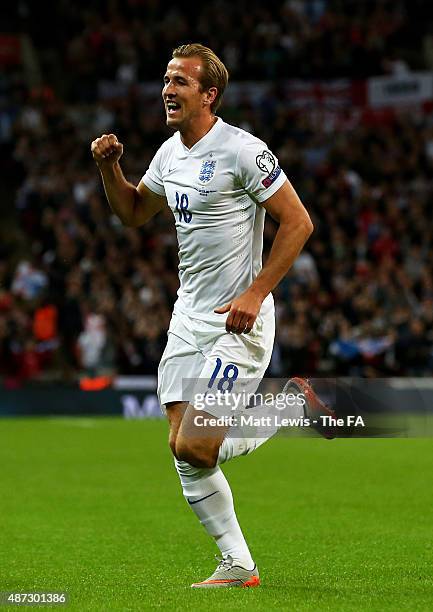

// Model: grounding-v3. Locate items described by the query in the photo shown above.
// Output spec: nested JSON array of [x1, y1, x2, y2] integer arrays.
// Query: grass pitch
[[0, 417, 432, 611]]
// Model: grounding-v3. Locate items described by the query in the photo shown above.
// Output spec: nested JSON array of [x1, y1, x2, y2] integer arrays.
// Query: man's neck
[[180, 114, 218, 149]]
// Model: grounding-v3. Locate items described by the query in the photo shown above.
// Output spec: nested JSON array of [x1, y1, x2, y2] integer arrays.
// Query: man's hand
[[91, 133, 123, 168], [214, 288, 264, 334]]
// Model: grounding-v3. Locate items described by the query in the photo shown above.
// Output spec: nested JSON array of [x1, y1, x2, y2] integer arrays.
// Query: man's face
[[162, 57, 210, 129]]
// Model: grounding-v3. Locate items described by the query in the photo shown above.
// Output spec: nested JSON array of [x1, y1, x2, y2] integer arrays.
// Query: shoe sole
[[284, 377, 336, 439], [191, 576, 260, 588]]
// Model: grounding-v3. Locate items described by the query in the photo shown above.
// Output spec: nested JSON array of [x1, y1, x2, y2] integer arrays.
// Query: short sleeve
[[236, 140, 286, 203], [141, 146, 166, 196]]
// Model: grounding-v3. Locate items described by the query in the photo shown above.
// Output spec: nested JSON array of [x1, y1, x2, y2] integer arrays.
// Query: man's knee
[[168, 432, 178, 457], [176, 437, 219, 469], [166, 401, 187, 459]]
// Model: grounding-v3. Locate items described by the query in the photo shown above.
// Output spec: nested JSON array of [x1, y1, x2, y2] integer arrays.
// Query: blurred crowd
[[4, 0, 431, 87], [1, 0, 433, 382]]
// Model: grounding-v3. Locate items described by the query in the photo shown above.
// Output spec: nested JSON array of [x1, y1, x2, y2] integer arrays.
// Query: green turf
[[0, 418, 432, 611]]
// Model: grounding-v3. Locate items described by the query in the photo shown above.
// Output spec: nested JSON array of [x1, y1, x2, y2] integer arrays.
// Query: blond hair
[[172, 43, 229, 113]]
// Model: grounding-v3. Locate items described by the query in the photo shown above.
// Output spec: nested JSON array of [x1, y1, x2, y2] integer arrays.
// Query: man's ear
[[203, 86, 218, 108]]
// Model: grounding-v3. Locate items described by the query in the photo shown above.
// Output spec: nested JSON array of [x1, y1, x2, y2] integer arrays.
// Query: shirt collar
[[176, 117, 223, 156]]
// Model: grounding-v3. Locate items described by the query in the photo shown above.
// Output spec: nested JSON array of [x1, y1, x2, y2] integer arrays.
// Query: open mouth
[[166, 101, 181, 115]]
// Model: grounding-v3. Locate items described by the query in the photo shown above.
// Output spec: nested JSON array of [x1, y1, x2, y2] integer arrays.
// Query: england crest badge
[[198, 159, 217, 184]]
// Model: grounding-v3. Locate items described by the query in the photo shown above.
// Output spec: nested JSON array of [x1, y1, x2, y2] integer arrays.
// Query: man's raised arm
[[91, 133, 165, 227]]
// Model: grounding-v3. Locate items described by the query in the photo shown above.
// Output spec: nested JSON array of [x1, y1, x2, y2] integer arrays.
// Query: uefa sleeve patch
[[256, 150, 276, 174], [262, 165, 281, 188], [255, 150, 281, 188]]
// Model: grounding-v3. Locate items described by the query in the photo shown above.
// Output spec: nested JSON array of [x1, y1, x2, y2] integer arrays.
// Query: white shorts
[[158, 307, 275, 414]]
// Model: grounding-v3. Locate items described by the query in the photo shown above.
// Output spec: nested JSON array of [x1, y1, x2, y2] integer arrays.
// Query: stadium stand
[[1, 0, 433, 382]]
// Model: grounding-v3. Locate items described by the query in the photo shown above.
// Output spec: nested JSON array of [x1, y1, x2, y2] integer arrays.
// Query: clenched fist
[[91, 133, 123, 167]]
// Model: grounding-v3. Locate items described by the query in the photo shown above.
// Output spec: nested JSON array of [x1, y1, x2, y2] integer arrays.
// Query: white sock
[[218, 400, 304, 464], [175, 458, 254, 569]]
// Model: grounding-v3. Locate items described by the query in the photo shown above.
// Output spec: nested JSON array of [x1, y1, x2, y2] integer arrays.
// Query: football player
[[92, 43, 333, 588]]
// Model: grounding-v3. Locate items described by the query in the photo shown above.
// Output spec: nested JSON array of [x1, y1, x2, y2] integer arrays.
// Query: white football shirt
[[142, 117, 286, 321]]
